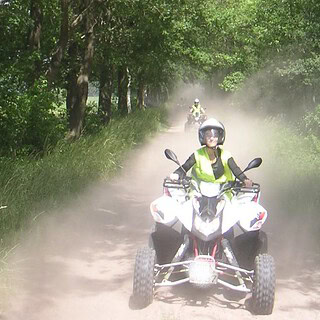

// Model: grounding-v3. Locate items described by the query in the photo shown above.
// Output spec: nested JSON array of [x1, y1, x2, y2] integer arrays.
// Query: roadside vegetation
[[0, 107, 168, 248], [265, 113, 320, 211], [0, 0, 320, 263], [256, 109, 320, 256]]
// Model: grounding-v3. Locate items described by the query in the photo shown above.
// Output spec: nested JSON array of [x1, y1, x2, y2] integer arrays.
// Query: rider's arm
[[228, 157, 248, 182], [174, 153, 196, 178]]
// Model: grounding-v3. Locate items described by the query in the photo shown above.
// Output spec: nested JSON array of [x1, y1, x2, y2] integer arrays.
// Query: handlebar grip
[[233, 183, 260, 193], [163, 177, 190, 189]]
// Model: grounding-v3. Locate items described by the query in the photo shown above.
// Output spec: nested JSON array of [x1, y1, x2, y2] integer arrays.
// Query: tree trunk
[[127, 67, 132, 114], [27, 0, 43, 86], [137, 70, 145, 109], [66, 10, 95, 140], [98, 64, 114, 125], [137, 81, 145, 109], [67, 74, 88, 139], [46, 0, 69, 87], [28, 0, 42, 50], [117, 66, 128, 114], [66, 64, 77, 125]]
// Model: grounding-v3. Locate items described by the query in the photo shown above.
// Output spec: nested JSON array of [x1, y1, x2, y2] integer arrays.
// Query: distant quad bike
[[184, 112, 207, 132], [132, 149, 275, 315]]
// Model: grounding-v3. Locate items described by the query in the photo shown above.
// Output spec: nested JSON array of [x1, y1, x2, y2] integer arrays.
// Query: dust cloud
[[1, 83, 320, 319]]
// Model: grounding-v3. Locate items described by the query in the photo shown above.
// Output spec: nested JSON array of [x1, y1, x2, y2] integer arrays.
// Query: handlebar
[[163, 178, 260, 194], [220, 181, 260, 195], [163, 176, 191, 189]]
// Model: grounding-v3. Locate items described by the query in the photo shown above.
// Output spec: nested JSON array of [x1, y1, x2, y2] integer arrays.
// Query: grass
[[263, 117, 320, 187], [0, 105, 168, 312], [258, 117, 320, 244], [0, 107, 169, 249]]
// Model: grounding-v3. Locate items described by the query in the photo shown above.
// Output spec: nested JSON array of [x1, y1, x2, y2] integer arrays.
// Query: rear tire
[[251, 254, 276, 315], [132, 247, 156, 308]]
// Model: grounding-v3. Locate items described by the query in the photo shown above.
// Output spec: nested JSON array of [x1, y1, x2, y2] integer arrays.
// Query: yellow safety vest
[[191, 104, 202, 114], [191, 146, 235, 183]]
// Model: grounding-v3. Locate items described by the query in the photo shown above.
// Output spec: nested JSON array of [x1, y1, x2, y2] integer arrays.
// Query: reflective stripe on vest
[[191, 147, 235, 183], [191, 104, 201, 113]]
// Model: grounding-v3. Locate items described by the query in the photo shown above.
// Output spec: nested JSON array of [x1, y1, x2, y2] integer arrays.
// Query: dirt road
[[2, 110, 320, 320]]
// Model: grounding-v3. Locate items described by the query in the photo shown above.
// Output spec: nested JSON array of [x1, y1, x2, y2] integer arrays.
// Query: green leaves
[[219, 71, 246, 92], [2, 0, 320, 155], [0, 78, 66, 156]]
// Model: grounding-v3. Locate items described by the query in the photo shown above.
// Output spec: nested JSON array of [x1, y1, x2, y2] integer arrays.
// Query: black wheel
[[132, 247, 156, 308], [233, 230, 268, 270], [251, 254, 276, 315]]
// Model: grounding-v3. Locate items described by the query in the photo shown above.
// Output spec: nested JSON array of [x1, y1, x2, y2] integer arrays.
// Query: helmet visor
[[204, 129, 220, 139]]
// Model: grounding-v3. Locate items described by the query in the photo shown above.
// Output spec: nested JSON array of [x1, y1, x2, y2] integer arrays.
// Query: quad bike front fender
[[238, 202, 268, 231], [150, 196, 179, 226]]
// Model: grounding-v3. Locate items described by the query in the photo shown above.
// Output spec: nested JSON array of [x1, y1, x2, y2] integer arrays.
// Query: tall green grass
[[0, 107, 168, 247], [260, 117, 320, 234], [264, 117, 320, 175]]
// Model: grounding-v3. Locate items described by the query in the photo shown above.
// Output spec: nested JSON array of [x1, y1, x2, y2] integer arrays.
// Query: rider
[[172, 118, 253, 189], [189, 98, 206, 118], [172, 118, 259, 261]]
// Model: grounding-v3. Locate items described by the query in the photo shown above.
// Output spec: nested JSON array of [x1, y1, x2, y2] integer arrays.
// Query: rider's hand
[[243, 179, 253, 187], [170, 173, 180, 181]]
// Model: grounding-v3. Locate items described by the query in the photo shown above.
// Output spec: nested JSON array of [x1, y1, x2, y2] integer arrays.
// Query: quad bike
[[132, 149, 275, 315], [184, 112, 207, 131]]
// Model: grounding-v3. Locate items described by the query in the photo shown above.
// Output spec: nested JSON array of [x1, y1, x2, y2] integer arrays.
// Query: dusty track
[[2, 110, 320, 320]]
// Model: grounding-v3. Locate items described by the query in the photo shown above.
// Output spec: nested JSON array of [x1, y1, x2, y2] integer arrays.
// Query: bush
[[302, 104, 320, 138], [0, 107, 168, 245], [0, 78, 66, 157]]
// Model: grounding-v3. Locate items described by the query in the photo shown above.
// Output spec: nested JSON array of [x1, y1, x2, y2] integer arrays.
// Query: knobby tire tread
[[252, 253, 276, 315], [132, 247, 156, 308]]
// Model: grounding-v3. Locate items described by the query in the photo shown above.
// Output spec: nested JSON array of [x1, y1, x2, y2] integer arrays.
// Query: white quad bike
[[184, 111, 207, 132], [132, 149, 275, 315]]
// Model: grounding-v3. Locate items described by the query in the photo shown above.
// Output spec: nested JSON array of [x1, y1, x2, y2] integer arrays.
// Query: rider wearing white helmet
[[174, 118, 253, 188], [172, 119, 260, 266], [190, 98, 205, 116]]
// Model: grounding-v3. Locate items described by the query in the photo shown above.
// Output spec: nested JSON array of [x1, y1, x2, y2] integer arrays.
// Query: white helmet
[[198, 118, 225, 146], [194, 98, 200, 104]]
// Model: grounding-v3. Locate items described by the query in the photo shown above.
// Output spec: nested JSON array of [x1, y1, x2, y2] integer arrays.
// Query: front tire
[[251, 254, 276, 315], [132, 247, 156, 308]]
